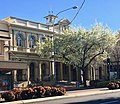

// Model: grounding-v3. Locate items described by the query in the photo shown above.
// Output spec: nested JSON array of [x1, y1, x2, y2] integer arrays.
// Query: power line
[[70, 0, 86, 24]]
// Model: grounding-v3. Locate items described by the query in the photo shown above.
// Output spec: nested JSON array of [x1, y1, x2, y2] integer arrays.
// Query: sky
[[0, 0, 120, 32]]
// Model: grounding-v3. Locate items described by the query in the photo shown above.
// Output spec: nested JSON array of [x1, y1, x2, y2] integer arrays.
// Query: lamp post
[[52, 6, 78, 81], [107, 57, 111, 80]]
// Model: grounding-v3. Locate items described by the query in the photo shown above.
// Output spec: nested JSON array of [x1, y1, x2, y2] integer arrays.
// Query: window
[[17, 70, 26, 81], [16, 34, 22, 47], [41, 36, 45, 42], [29, 36, 35, 48], [63, 25, 67, 30]]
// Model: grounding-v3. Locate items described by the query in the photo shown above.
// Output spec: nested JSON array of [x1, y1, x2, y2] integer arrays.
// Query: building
[[0, 20, 27, 90], [0, 16, 79, 88], [0, 15, 108, 89]]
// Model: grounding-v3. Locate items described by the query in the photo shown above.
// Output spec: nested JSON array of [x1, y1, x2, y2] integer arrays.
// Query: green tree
[[36, 23, 116, 87]]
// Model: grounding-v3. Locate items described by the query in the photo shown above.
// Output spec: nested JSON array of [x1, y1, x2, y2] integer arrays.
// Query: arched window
[[16, 34, 22, 47], [29, 36, 35, 48], [41, 35, 45, 42]]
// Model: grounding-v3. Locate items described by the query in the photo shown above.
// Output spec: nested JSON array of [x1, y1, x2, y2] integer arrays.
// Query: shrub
[[114, 83, 119, 89], [51, 87, 58, 96], [90, 80, 101, 87], [95, 81, 111, 88], [107, 82, 116, 90], [20, 88, 34, 100], [12, 88, 22, 100], [33, 86, 45, 98], [1, 91, 15, 101], [44, 86, 52, 97], [116, 81, 120, 88], [58, 87, 66, 95], [1, 86, 66, 102], [90, 80, 118, 88]]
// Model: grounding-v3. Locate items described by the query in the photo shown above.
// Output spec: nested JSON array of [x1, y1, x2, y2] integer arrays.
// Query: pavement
[[1, 87, 120, 104]]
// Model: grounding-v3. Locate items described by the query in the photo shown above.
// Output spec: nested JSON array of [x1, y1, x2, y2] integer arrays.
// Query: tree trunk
[[82, 68, 87, 87]]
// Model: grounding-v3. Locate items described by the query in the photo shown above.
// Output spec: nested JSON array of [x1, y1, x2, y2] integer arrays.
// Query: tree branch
[[85, 43, 94, 53], [62, 54, 69, 61], [85, 49, 104, 69]]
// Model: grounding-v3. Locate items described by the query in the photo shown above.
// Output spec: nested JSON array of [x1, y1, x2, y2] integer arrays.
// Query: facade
[[0, 16, 106, 89], [0, 20, 27, 90], [3, 16, 55, 87], [2, 16, 78, 87]]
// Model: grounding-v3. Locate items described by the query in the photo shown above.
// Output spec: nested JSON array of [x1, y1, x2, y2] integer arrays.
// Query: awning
[[0, 61, 27, 71]]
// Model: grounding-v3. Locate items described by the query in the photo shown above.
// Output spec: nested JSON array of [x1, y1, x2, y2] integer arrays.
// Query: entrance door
[[29, 63, 35, 81]]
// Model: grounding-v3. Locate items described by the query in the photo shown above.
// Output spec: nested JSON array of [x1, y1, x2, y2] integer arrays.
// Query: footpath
[[1, 87, 120, 104]]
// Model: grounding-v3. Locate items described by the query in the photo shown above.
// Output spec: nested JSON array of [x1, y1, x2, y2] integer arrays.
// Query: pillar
[[92, 67, 95, 80], [59, 62, 63, 80], [4, 41, 9, 60], [68, 65, 71, 81], [13, 31, 17, 51], [49, 61, 52, 81], [76, 68, 79, 81], [14, 31, 16, 47], [90, 67, 92, 80], [51, 61, 54, 81], [26, 33, 30, 52], [39, 63, 42, 81], [34, 63, 38, 81], [13, 70, 17, 82], [27, 64, 30, 85]]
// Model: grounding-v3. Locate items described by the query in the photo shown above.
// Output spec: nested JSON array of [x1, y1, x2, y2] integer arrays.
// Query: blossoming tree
[[36, 23, 116, 87]]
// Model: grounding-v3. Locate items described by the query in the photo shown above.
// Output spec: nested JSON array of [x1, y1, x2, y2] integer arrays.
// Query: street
[[30, 91, 120, 104]]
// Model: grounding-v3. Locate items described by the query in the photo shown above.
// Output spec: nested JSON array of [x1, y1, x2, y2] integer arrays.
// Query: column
[[90, 67, 92, 80], [14, 31, 17, 51], [4, 41, 9, 60], [59, 62, 63, 81], [68, 65, 71, 81], [26, 33, 30, 52], [24, 32, 27, 48], [27, 64, 30, 85], [11, 29, 14, 50], [51, 61, 54, 81], [11, 71, 14, 89], [34, 63, 38, 81], [13, 70, 17, 82], [76, 68, 79, 81], [92, 67, 95, 80], [39, 62, 42, 81]]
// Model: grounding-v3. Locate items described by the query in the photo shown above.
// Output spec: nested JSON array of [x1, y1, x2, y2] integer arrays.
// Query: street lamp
[[53, 6, 78, 81], [107, 57, 111, 80], [56, 6, 78, 17]]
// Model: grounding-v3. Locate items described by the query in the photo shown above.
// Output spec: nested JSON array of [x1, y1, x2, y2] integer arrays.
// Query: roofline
[[2, 16, 49, 26], [10, 23, 54, 34], [0, 20, 8, 24]]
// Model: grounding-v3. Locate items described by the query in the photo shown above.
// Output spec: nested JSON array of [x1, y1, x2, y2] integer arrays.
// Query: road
[[31, 91, 120, 104]]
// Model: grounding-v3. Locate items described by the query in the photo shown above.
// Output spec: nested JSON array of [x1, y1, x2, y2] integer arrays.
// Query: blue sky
[[0, 0, 120, 31]]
